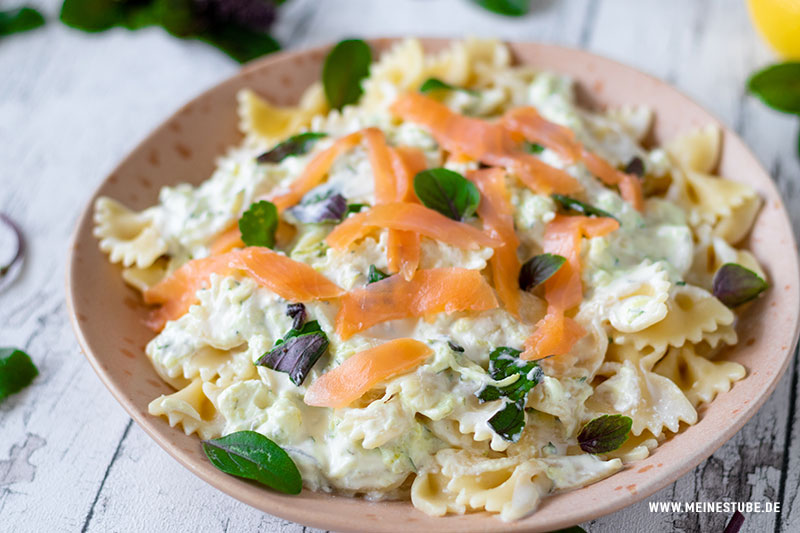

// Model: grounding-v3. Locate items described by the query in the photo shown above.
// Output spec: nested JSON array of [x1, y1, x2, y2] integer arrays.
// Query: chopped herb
[[712, 263, 769, 308], [238, 200, 278, 248], [577, 414, 632, 454], [676, 281, 687, 286], [0, 213, 25, 291], [322, 39, 371, 110], [477, 347, 543, 442], [747, 62, 800, 115], [414, 168, 480, 221], [523, 141, 545, 154], [0, 7, 45, 37], [289, 192, 348, 223], [202, 430, 302, 494], [256, 320, 328, 386], [551, 194, 618, 221], [419, 77, 477, 95], [518, 253, 567, 291], [447, 341, 465, 353], [624, 156, 645, 177], [345, 203, 369, 215], [367, 264, 390, 284], [285, 303, 306, 330], [60, 0, 282, 63], [256, 132, 327, 164], [471, 0, 531, 17], [0, 347, 38, 402]]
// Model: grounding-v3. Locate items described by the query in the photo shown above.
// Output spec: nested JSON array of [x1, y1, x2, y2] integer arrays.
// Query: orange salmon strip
[[522, 215, 619, 360], [390, 93, 580, 195], [467, 168, 521, 317], [270, 131, 363, 211], [144, 247, 343, 331], [304, 338, 433, 408], [325, 202, 501, 252], [386, 146, 427, 279], [335, 268, 499, 339]]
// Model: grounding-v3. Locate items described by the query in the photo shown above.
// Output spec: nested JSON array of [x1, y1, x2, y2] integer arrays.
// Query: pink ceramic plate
[[66, 39, 800, 532]]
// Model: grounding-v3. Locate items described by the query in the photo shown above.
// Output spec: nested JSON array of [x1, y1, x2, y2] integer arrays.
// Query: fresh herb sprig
[[0, 347, 38, 402], [0, 6, 45, 37], [256, 320, 328, 386], [367, 264, 390, 284], [747, 62, 800, 157], [60, 0, 282, 63], [476, 347, 543, 442], [322, 39, 371, 110], [419, 77, 477, 96], [712, 263, 769, 308], [202, 430, 302, 494], [577, 414, 632, 454], [518, 253, 566, 291], [257, 132, 327, 164], [552, 194, 617, 221], [239, 200, 278, 248], [414, 168, 481, 221]]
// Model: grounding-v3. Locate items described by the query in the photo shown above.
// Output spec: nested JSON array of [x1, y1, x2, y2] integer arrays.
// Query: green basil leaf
[[747, 62, 800, 114], [0, 7, 45, 37], [290, 192, 348, 223], [577, 414, 632, 454], [196, 25, 280, 64], [419, 77, 477, 95], [0, 347, 38, 402], [60, 0, 153, 32], [239, 200, 278, 248], [257, 320, 328, 385], [322, 39, 371, 110], [519, 253, 567, 291], [551, 194, 618, 221], [367, 264, 390, 284], [523, 141, 545, 154], [414, 168, 481, 221], [471, 0, 531, 17], [257, 132, 328, 164], [487, 400, 526, 442], [345, 203, 369, 215], [202, 430, 302, 494], [712, 263, 769, 308]]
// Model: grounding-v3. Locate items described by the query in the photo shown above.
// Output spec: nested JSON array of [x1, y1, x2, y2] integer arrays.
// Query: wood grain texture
[[1, 0, 798, 532]]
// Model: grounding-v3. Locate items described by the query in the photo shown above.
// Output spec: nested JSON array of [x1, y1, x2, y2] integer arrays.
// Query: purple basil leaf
[[624, 156, 645, 177], [552, 194, 618, 221], [723, 511, 745, 533], [519, 253, 566, 291], [256, 132, 327, 164], [256, 320, 328, 385], [286, 303, 306, 330], [712, 263, 769, 308], [577, 414, 632, 454], [289, 193, 348, 223]]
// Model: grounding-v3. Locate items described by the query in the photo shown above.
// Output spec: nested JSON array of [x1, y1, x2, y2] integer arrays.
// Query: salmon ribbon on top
[[522, 215, 619, 361]]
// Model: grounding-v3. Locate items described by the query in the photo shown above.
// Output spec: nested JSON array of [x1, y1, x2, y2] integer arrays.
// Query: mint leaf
[[552, 194, 617, 221], [519, 253, 567, 291], [202, 430, 302, 494], [477, 347, 543, 442], [471, 0, 531, 16], [289, 192, 348, 223], [577, 414, 632, 454], [257, 132, 328, 164], [367, 264, 389, 284], [0, 347, 38, 402], [0, 7, 45, 37], [414, 168, 481, 221], [523, 141, 544, 154], [747, 62, 800, 114], [238, 200, 278, 248], [712, 263, 769, 308], [322, 39, 371, 110], [256, 320, 328, 386]]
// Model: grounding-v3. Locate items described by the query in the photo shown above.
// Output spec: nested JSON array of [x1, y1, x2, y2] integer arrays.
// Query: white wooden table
[[2, 0, 799, 531]]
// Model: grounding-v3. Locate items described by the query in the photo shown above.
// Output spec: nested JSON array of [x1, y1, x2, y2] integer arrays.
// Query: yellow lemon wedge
[[747, 0, 800, 58]]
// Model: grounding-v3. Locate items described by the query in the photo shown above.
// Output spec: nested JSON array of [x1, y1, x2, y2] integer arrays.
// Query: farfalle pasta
[[93, 39, 767, 521]]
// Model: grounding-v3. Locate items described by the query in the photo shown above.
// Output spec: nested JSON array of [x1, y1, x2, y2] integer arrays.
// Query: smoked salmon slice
[[325, 202, 501, 252], [581, 149, 644, 212], [387, 146, 426, 280], [390, 93, 580, 195], [144, 247, 344, 331], [467, 168, 521, 317], [522, 214, 619, 360], [270, 131, 363, 211], [304, 338, 433, 408], [335, 268, 499, 339]]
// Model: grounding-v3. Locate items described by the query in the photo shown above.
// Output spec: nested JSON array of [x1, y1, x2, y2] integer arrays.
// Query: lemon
[[747, 0, 800, 58]]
